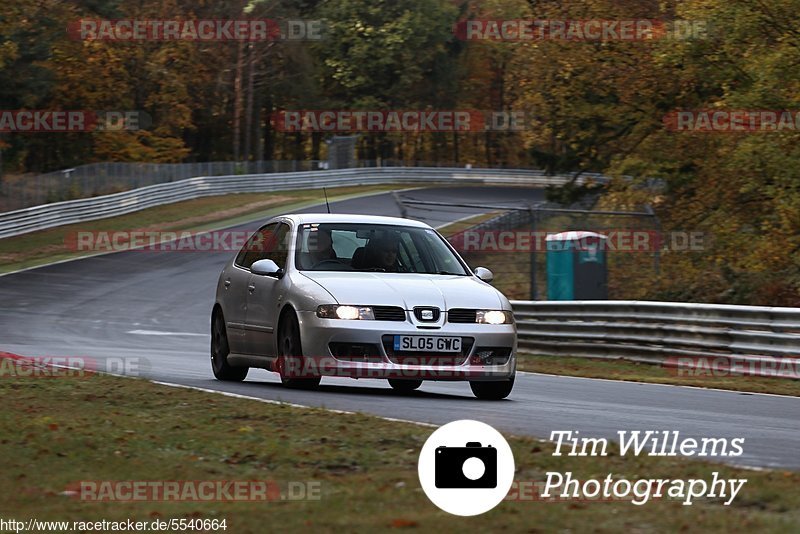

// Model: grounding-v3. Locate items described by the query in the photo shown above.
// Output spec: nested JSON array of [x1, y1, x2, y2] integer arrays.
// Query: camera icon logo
[[418, 420, 514, 516], [435, 442, 497, 488]]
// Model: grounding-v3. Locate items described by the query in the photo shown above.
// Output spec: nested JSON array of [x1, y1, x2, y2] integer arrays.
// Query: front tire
[[470, 377, 514, 400], [388, 379, 422, 392], [211, 311, 248, 382], [276, 311, 321, 389]]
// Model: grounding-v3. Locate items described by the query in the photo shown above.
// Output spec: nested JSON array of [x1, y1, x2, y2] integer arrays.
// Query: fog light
[[471, 348, 512, 365]]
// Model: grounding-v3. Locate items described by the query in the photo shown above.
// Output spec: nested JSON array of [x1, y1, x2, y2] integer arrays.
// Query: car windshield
[[295, 223, 469, 275]]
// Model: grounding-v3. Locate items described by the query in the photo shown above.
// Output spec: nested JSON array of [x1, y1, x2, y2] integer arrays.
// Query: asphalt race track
[[1, 186, 799, 471]]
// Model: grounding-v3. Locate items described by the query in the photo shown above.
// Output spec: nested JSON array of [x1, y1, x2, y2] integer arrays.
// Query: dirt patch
[[0, 243, 71, 264]]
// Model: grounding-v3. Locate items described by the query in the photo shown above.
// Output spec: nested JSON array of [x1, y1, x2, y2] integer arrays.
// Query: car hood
[[300, 272, 506, 310]]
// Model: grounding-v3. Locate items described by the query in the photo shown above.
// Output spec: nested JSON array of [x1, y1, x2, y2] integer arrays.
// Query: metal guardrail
[[1, 159, 601, 211], [511, 300, 800, 379], [0, 167, 600, 239], [0, 160, 329, 211]]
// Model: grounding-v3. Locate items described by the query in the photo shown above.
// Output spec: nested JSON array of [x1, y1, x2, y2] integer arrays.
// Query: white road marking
[[127, 329, 209, 337], [517, 370, 800, 400], [151, 380, 439, 428]]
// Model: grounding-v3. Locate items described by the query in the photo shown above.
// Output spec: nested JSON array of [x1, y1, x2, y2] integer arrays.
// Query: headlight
[[476, 310, 513, 324], [316, 305, 375, 320]]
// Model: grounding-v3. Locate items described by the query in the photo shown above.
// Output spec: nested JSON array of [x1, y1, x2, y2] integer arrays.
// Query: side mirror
[[473, 266, 494, 283], [251, 259, 283, 277]]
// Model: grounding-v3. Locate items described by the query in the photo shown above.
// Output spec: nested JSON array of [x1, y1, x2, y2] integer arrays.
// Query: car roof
[[280, 213, 432, 228]]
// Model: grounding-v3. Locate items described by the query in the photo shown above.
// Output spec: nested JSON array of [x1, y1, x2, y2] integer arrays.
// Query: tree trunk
[[232, 40, 244, 162], [243, 43, 255, 162], [311, 132, 321, 162], [263, 95, 275, 162], [293, 132, 304, 161], [254, 87, 264, 165]]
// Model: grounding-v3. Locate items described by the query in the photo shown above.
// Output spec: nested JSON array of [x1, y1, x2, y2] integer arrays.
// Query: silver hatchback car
[[211, 213, 516, 399]]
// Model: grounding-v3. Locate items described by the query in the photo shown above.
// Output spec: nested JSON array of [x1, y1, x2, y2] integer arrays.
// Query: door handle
[[248, 284, 256, 292], [224, 279, 231, 288]]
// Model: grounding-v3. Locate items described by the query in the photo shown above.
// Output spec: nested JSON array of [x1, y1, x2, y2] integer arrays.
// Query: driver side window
[[235, 223, 278, 269], [268, 223, 291, 269]]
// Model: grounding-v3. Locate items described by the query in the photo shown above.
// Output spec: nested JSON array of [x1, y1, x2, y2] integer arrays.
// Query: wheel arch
[[277, 303, 298, 334], [275, 303, 299, 353], [211, 303, 224, 328]]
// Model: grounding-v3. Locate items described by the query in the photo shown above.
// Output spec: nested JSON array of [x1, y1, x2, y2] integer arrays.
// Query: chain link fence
[[471, 208, 661, 301], [397, 194, 662, 301]]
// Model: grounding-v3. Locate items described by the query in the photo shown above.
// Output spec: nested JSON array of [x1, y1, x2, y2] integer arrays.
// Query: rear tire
[[388, 379, 422, 392], [470, 377, 514, 400], [276, 311, 321, 389], [211, 311, 248, 382]]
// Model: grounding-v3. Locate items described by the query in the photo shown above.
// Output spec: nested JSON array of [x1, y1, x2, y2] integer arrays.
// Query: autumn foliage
[[0, 0, 797, 304]]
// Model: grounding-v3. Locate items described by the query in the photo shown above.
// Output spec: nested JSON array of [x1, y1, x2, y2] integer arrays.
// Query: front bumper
[[295, 311, 516, 381]]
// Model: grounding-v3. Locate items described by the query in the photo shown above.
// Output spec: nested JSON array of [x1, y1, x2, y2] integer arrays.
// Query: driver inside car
[[301, 228, 338, 268], [364, 235, 404, 272]]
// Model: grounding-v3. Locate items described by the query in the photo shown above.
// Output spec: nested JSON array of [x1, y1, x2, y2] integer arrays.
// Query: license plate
[[393, 335, 462, 353]]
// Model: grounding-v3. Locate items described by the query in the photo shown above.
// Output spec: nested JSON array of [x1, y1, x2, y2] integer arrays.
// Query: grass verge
[[1, 372, 798, 532], [516, 354, 800, 397], [0, 184, 415, 274]]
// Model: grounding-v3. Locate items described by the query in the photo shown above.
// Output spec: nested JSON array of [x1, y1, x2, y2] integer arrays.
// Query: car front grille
[[447, 308, 477, 323], [372, 306, 407, 321]]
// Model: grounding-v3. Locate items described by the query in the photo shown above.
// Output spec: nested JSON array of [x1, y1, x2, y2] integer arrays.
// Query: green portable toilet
[[546, 231, 608, 300]]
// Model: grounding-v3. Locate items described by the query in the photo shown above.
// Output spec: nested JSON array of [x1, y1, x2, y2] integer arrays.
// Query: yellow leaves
[[0, 40, 19, 69], [91, 131, 190, 163]]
